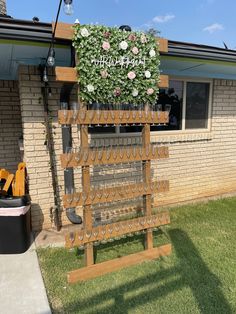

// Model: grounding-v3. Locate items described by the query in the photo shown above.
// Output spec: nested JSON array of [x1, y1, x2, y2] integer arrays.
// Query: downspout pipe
[[42, 82, 61, 231], [60, 84, 82, 224]]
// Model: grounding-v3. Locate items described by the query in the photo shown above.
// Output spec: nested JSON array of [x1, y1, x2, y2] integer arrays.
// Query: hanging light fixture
[[47, 47, 55, 66], [43, 66, 48, 82], [64, 0, 74, 15]]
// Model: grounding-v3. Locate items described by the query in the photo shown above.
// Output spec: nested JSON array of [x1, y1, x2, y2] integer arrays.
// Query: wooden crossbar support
[[67, 244, 171, 283], [55, 67, 169, 88], [52, 22, 74, 41], [52, 22, 168, 53], [63, 180, 169, 208], [65, 212, 170, 248], [60, 146, 169, 168], [55, 67, 77, 82], [159, 74, 169, 88], [157, 38, 168, 53], [58, 110, 169, 125]]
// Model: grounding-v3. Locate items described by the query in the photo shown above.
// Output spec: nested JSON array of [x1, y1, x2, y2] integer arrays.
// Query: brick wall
[[152, 79, 236, 206], [18, 65, 236, 231], [18, 65, 79, 231], [0, 80, 23, 173]]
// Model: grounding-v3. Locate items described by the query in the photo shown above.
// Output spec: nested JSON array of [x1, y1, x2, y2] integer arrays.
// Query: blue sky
[[6, 0, 236, 49]]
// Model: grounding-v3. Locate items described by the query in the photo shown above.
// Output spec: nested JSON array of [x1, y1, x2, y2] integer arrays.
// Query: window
[[185, 82, 209, 129], [88, 78, 212, 135], [152, 78, 211, 132]]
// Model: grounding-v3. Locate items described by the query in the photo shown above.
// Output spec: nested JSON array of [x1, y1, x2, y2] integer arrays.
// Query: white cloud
[[203, 23, 224, 34], [152, 14, 175, 23]]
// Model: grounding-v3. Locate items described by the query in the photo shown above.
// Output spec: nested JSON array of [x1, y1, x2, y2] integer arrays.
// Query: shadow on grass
[[60, 229, 232, 314], [169, 229, 232, 314]]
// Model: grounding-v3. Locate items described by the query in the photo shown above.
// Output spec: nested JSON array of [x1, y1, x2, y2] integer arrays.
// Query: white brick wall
[[0, 80, 22, 173], [151, 79, 236, 206], [18, 65, 79, 230]]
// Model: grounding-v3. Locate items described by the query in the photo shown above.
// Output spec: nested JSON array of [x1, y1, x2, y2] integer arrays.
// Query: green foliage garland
[[72, 24, 160, 106]]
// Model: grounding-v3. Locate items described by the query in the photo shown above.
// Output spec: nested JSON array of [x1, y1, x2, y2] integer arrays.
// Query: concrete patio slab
[[35, 224, 82, 248], [0, 240, 51, 314]]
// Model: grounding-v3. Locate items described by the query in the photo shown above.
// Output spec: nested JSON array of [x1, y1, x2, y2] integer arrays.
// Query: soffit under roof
[[160, 55, 236, 80], [0, 41, 71, 80]]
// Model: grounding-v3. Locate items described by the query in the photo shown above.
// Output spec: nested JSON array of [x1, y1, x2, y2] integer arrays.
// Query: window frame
[[153, 76, 213, 135], [90, 76, 213, 140]]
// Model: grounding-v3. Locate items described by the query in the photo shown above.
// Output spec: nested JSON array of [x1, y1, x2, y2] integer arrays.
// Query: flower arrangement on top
[[72, 24, 160, 106]]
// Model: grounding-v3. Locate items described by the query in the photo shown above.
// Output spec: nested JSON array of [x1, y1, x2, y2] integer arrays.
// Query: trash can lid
[[0, 195, 31, 208], [0, 205, 30, 217]]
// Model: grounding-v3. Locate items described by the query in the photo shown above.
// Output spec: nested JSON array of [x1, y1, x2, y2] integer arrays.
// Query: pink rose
[[100, 70, 108, 78], [103, 31, 111, 38], [132, 47, 139, 55], [147, 88, 154, 95], [102, 41, 110, 51], [127, 71, 136, 80], [114, 87, 121, 96], [128, 34, 136, 41]]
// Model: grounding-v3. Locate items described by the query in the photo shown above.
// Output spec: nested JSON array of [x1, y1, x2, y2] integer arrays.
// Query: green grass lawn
[[37, 197, 236, 314]]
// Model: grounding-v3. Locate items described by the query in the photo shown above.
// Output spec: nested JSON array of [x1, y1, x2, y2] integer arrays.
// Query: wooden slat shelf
[[54, 67, 169, 88], [58, 110, 169, 125], [63, 180, 169, 208], [65, 211, 170, 248], [67, 244, 171, 283], [60, 146, 169, 168]]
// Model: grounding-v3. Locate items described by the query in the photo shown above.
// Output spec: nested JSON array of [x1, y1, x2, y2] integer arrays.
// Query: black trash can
[[0, 195, 31, 254]]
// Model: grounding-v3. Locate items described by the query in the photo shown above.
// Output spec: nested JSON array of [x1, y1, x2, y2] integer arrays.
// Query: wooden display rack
[[55, 23, 171, 283]]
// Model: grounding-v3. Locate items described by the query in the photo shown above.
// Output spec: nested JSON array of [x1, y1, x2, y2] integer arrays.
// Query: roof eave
[[167, 39, 236, 63]]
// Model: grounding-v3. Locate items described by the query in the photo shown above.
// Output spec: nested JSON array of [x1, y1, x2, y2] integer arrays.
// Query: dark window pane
[[88, 103, 116, 134], [185, 82, 209, 129], [151, 80, 183, 131]]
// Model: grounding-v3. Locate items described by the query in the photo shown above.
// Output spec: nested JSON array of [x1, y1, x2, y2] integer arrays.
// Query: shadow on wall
[[58, 229, 232, 314], [30, 203, 45, 233]]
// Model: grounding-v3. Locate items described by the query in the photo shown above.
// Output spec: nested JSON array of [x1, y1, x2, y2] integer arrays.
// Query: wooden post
[[80, 113, 94, 266], [142, 109, 153, 250]]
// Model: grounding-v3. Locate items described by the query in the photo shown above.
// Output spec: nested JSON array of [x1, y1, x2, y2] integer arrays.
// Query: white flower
[[80, 27, 90, 37], [149, 49, 156, 57], [132, 89, 139, 97], [145, 71, 151, 78], [140, 34, 147, 44], [119, 41, 128, 50], [86, 84, 94, 92]]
